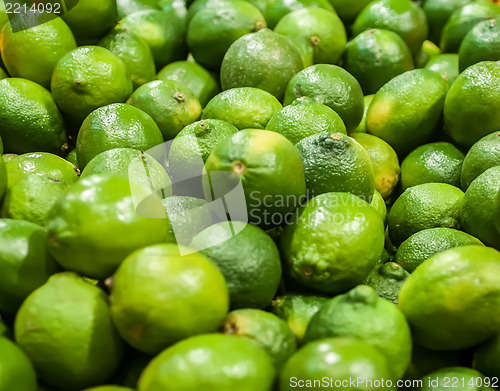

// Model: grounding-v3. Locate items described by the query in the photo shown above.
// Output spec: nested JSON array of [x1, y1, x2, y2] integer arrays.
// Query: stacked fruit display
[[0, 0, 500, 390]]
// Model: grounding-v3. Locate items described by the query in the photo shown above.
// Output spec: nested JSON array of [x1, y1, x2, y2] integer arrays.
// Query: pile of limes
[[1, 0, 500, 390]]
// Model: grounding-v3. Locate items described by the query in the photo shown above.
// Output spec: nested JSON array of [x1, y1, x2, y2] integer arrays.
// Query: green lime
[[423, 367, 494, 391], [280, 192, 385, 294], [363, 262, 409, 304], [305, 285, 411, 380], [461, 166, 500, 250], [15, 272, 124, 390], [351, 132, 401, 199], [444, 61, 500, 149], [162, 195, 213, 245], [399, 245, 500, 350], [223, 308, 297, 369], [0, 174, 70, 226], [266, 97, 346, 144], [366, 69, 448, 157], [127, 79, 202, 140], [416, 40, 441, 68], [371, 189, 387, 224], [99, 29, 156, 90], [284, 64, 364, 132], [395, 227, 483, 273], [388, 183, 464, 247], [271, 294, 329, 344], [110, 244, 229, 354], [401, 142, 465, 190], [221, 29, 303, 101], [425, 53, 460, 86], [185, 0, 232, 22], [75, 103, 164, 168], [80, 147, 168, 188], [190, 221, 282, 309], [0, 219, 59, 316], [296, 132, 375, 200], [5, 152, 79, 190], [440, 1, 500, 53], [274, 8, 347, 65], [172, 119, 238, 162], [46, 175, 169, 279], [187, 0, 266, 71], [0, 67, 7, 80], [0, 158, 5, 203], [423, 0, 471, 44], [204, 128, 306, 228], [0, 16, 76, 89], [343, 28, 414, 95], [474, 333, 500, 379], [83, 387, 134, 391], [328, 0, 373, 24], [62, 0, 118, 44], [65, 149, 79, 168], [264, 0, 334, 29], [157, 60, 220, 107], [0, 337, 37, 391], [279, 338, 392, 390], [138, 334, 275, 391], [202, 87, 283, 129], [117, 0, 160, 18], [351, 94, 374, 134], [459, 18, 500, 72], [117, 9, 187, 68], [0, 78, 66, 154], [461, 132, 500, 190], [352, 0, 428, 57], [51, 46, 133, 125]]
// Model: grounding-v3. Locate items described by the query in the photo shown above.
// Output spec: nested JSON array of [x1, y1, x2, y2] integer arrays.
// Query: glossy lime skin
[[423, 0, 471, 44], [343, 28, 414, 95], [366, 69, 448, 157], [15, 272, 124, 390], [51, 46, 133, 125], [425, 53, 460, 86], [459, 18, 500, 72], [76, 103, 164, 168], [110, 244, 229, 354], [444, 61, 500, 149], [0, 78, 67, 154], [0, 16, 76, 89], [304, 285, 412, 380], [264, 0, 334, 29], [223, 309, 297, 369], [422, 367, 494, 391], [284, 64, 364, 132], [0, 337, 37, 391], [46, 175, 169, 279], [139, 334, 275, 391], [279, 338, 392, 391], [399, 245, 500, 350], [221, 29, 303, 101], [281, 192, 385, 295], [395, 227, 483, 273]]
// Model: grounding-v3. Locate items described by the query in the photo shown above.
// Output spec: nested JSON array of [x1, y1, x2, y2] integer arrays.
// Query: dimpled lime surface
[[46, 175, 169, 279], [399, 246, 500, 351], [14, 272, 124, 390], [444, 61, 500, 149], [461, 131, 500, 190], [284, 64, 364, 132], [266, 97, 346, 144], [366, 69, 448, 157], [280, 192, 385, 294], [139, 334, 275, 391], [0, 78, 67, 154], [304, 285, 412, 380], [75, 103, 164, 168], [110, 244, 229, 354], [203, 87, 283, 129], [395, 227, 483, 273], [388, 183, 464, 247], [279, 338, 392, 391]]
